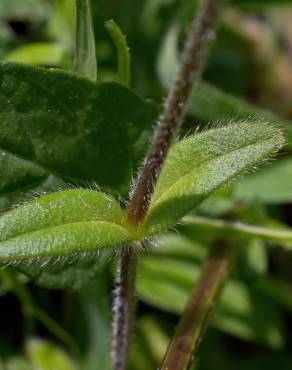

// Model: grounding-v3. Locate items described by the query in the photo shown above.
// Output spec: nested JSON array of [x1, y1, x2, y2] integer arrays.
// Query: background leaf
[[26, 339, 78, 370], [189, 82, 292, 149], [4, 43, 66, 67], [0, 0, 48, 19], [137, 234, 285, 349], [234, 157, 292, 204], [17, 258, 106, 290], [0, 62, 157, 193]]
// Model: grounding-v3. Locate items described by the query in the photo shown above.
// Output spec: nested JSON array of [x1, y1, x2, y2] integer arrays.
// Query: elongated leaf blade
[[0, 189, 123, 238], [0, 189, 131, 264], [4, 43, 65, 66], [0, 221, 131, 263], [142, 121, 285, 235], [0, 62, 157, 192], [74, 0, 97, 81], [27, 339, 78, 370]]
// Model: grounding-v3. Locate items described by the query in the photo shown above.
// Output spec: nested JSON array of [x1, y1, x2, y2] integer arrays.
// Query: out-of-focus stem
[[160, 242, 234, 370]]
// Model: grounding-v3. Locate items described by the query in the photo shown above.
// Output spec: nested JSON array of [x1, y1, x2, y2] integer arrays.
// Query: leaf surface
[[4, 43, 65, 66], [142, 121, 284, 235], [0, 189, 131, 264], [27, 339, 78, 370], [0, 62, 157, 192]]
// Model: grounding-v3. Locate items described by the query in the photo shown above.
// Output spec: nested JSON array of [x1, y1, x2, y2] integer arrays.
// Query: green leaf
[[74, 0, 97, 81], [5, 180, 112, 289], [17, 257, 105, 290], [0, 189, 132, 264], [5, 357, 33, 370], [79, 275, 112, 370], [0, 62, 157, 192], [0, 174, 65, 216], [242, 239, 268, 278], [129, 316, 169, 370], [47, 0, 75, 50], [137, 236, 284, 349], [157, 22, 180, 90], [234, 157, 292, 204], [151, 233, 206, 261], [4, 43, 66, 67], [189, 82, 292, 149], [142, 121, 285, 235], [256, 276, 292, 313], [0, 150, 47, 196], [26, 339, 78, 370]]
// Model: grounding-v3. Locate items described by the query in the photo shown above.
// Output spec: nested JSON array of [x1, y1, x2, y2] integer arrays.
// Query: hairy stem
[[112, 248, 138, 370], [127, 0, 224, 224], [160, 242, 234, 370], [111, 1, 225, 369]]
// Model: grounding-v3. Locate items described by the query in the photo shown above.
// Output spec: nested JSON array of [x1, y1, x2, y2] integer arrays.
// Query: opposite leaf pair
[[0, 120, 284, 265]]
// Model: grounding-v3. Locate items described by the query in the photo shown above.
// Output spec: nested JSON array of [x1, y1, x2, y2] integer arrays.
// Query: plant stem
[[112, 1, 225, 369], [183, 215, 292, 245], [127, 0, 224, 224], [112, 248, 137, 370], [160, 242, 234, 370]]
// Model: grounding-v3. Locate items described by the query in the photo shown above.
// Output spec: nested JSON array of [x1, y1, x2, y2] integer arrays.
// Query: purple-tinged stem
[[112, 248, 137, 370], [112, 1, 225, 369]]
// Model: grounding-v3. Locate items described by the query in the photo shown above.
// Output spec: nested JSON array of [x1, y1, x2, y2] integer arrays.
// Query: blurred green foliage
[[1, 0, 292, 369]]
